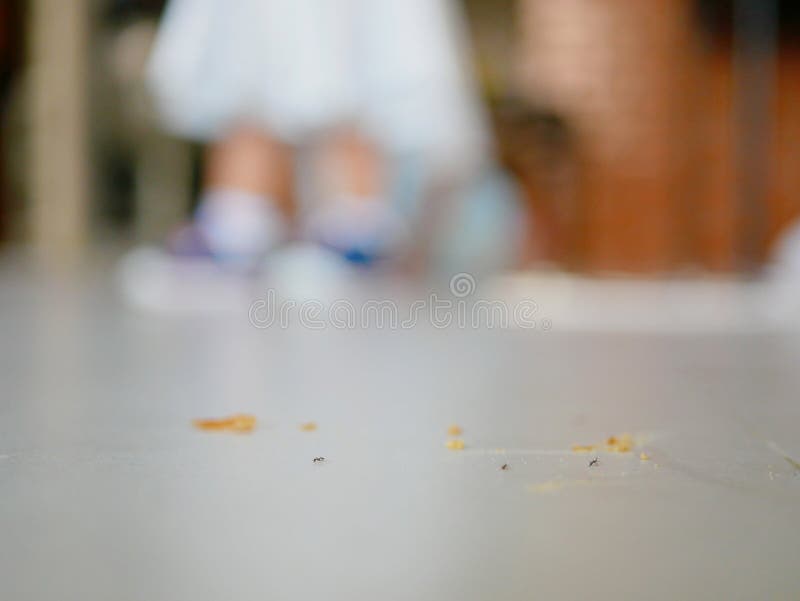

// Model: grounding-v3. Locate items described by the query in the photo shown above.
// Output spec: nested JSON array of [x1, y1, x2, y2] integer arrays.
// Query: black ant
[[500, 464, 509, 471], [588, 457, 599, 467], [313, 457, 325, 463]]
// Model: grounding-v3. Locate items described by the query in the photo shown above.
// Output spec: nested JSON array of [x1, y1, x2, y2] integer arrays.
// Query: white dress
[[147, 0, 489, 171]]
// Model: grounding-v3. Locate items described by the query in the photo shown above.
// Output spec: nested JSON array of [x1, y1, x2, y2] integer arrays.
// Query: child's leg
[[316, 129, 383, 201], [205, 125, 294, 214], [172, 125, 294, 262], [307, 128, 408, 264]]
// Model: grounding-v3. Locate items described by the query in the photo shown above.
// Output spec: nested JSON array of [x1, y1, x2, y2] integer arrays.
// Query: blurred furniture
[[490, 100, 582, 268], [23, 0, 189, 267], [28, 0, 91, 267], [470, 0, 800, 274], [0, 0, 22, 243]]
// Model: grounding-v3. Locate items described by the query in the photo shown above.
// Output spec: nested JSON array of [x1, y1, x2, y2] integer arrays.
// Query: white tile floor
[[1, 259, 799, 600]]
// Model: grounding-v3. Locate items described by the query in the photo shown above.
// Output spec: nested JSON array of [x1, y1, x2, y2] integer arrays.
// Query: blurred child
[[141, 0, 490, 272]]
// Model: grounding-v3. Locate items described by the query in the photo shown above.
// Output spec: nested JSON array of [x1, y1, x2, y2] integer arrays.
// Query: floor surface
[[1, 260, 799, 600]]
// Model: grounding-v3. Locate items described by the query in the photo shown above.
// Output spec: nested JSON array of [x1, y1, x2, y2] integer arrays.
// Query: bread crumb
[[447, 424, 463, 436], [445, 439, 465, 450], [193, 414, 256, 433], [572, 433, 635, 454], [639, 452, 650, 461], [606, 433, 633, 453], [299, 422, 317, 432]]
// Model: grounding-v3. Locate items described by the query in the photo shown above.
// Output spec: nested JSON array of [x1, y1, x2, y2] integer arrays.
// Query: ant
[[500, 464, 509, 471], [313, 457, 326, 463], [588, 457, 599, 468]]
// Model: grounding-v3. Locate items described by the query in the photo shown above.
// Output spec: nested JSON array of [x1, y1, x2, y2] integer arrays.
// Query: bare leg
[[168, 125, 295, 260], [205, 125, 294, 216], [308, 129, 410, 264], [316, 129, 383, 202]]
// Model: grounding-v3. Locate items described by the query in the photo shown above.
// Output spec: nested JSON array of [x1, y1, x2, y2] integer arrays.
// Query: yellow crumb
[[606, 433, 633, 453], [639, 452, 650, 461], [447, 424, 463, 436], [299, 422, 317, 432], [572, 433, 635, 454], [193, 414, 256, 433], [445, 439, 465, 450]]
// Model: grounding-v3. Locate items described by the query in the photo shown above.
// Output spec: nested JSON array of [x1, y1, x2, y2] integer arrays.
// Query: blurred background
[[1, 0, 799, 276]]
